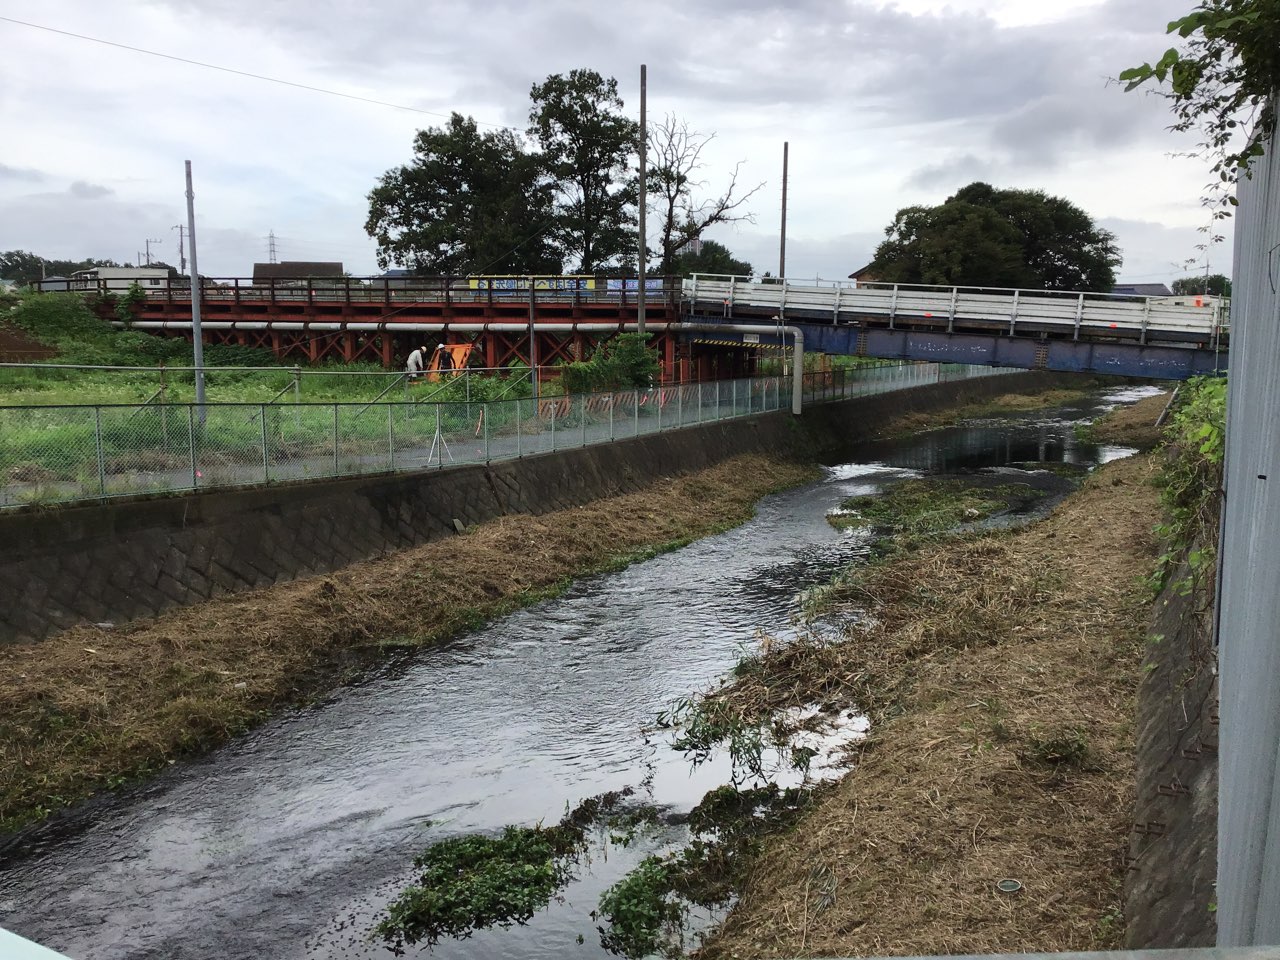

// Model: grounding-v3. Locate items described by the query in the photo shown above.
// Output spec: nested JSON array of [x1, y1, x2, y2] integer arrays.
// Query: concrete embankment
[[0, 370, 1072, 646]]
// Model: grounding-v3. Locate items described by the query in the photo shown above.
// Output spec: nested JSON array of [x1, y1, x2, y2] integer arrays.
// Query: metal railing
[[685, 274, 1229, 346], [33, 274, 679, 308], [0, 363, 1017, 508]]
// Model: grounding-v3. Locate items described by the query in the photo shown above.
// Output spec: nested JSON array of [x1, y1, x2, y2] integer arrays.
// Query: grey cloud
[[0, 163, 46, 183], [68, 181, 114, 199], [905, 154, 1000, 191]]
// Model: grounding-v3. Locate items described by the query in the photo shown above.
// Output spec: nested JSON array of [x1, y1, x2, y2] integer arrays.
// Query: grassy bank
[[1081, 389, 1172, 450], [0, 454, 817, 835], [692, 453, 1161, 958], [877, 384, 1104, 437]]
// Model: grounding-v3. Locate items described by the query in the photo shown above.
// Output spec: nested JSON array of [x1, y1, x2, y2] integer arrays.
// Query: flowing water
[[0, 385, 1161, 960]]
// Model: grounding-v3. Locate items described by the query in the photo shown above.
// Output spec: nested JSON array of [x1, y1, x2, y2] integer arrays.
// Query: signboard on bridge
[[468, 276, 595, 291]]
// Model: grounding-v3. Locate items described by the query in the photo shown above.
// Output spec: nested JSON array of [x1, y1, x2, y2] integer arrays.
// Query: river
[[0, 385, 1159, 959]]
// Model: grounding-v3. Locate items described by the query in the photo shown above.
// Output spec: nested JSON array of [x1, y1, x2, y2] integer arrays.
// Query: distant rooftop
[[1112, 282, 1173, 297], [252, 261, 344, 282]]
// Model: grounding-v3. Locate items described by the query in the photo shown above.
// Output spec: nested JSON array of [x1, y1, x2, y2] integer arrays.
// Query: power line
[[0, 15, 512, 128]]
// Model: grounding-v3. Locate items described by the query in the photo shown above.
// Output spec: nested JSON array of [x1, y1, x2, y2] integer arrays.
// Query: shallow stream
[[0, 385, 1160, 959]]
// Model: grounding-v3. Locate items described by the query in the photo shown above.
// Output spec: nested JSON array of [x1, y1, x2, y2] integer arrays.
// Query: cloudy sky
[[0, 0, 1229, 286]]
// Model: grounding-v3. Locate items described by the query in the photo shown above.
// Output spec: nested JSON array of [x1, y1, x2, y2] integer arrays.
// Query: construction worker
[[405, 344, 428, 380]]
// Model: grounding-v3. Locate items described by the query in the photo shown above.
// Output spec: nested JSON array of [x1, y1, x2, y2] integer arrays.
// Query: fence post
[[260, 404, 269, 482], [94, 407, 106, 495], [435, 403, 442, 467], [388, 403, 395, 470], [635, 388, 640, 437], [609, 393, 615, 441], [698, 382, 703, 423], [187, 405, 197, 489], [517, 398, 523, 457], [678, 384, 683, 426], [732, 379, 737, 417], [550, 399, 557, 449], [581, 397, 587, 447], [483, 402, 490, 463], [657, 387, 663, 432], [332, 403, 339, 474]]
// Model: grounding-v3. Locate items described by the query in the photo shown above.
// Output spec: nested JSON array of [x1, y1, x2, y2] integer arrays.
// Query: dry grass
[[1087, 391, 1172, 450], [701, 454, 1161, 958], [0, 454, 817, 833]]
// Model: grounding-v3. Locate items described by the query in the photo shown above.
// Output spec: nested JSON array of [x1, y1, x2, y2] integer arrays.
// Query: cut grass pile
[[1082, 390, 1172, 450], [697, 453, 1161, 958], [879, 385, 1101, 437], [0, 454, 818, 835]]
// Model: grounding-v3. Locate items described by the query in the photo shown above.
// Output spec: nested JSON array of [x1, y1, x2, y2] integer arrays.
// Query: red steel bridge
[[64, 273, 1229, 380]]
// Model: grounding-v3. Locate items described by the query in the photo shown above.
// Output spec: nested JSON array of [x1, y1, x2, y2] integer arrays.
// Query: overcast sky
[[0, 0, 1229, 286]]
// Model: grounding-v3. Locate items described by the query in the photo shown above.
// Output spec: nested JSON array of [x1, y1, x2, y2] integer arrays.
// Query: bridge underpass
[[683, 276, 1230, 379]]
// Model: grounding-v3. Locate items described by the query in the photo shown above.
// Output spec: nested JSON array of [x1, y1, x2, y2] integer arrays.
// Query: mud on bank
[[698, 454, 1161, 958], [0, 455, 816, 835]]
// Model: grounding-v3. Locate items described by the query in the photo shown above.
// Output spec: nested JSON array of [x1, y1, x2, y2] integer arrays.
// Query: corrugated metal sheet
[[1218, 126, 1280, 946]]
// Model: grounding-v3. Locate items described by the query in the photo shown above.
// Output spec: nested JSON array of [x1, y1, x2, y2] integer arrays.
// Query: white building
[[68, 267, 170, 292]]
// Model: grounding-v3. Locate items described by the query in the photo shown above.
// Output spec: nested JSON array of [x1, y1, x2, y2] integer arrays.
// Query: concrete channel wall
[[1126, 550, 1219, 948], [0, 370, 1063, 646]]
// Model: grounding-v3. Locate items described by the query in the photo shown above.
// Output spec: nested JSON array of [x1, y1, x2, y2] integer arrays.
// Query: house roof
[[1112, 282, 1173, 297], [847, 263, 878, 280], [252, 261, 344, 281]]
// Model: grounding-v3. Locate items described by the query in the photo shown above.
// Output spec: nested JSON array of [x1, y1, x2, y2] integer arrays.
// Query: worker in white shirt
[[405, 344, 429, 380]]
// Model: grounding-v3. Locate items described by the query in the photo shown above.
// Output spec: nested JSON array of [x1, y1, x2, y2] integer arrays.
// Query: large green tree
[[1173, 273, 1232, 296], [671, 239, 753, 277], [365, 113, 561, 275], [529, 70, 637, 272], [869, 183, 1121, 290], [0, 251, 129, 287]]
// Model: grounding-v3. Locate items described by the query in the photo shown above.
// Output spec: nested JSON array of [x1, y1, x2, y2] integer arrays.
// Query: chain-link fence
[[0, 363, 1018, 507]]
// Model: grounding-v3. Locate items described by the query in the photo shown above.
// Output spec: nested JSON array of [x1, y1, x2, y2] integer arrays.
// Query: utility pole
[[637, 63, 647, 337], [528, 277, 539, 401], [779, 141, 789, 279], [185, 160, 207, 423], [267, 229, 278, 265], [144, 238, 163, 266], [172, 224, 187, 274]]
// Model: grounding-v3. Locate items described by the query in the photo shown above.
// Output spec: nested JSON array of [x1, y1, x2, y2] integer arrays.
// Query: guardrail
[[35, 275, 680, 308], [0, 363, 1017, 509], [685, 275, 1228, 346]]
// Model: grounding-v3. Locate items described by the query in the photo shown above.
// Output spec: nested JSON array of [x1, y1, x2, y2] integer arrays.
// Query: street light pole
[[637, 63, 648, 337]]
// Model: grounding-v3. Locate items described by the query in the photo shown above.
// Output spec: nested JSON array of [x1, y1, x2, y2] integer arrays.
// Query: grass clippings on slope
[[0, 454, 817, 835], [699, 453, 1161, 958], [1084, 390, 1172, 450]]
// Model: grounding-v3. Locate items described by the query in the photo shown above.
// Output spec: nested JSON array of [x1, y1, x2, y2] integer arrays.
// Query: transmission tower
[[267, 230, 278, 264]]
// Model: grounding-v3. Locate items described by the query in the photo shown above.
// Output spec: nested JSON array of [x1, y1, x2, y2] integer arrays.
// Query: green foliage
[[560, 333, 660, 394], [114, 282, 148, 322], [1119, 0, 1279, 196], [529, 69, 638, 272], [1020, 727, 1092, 769], [0, 250, 129, 288], [596, 858, 685, 959], [366, 113, 561, 275], [1172, 273, 1232, 296], [1149, 376, 1226, 593], [671, 239, 753, 278], [377, 791, 651, 954], [869, 182, 1121, 291], [376, 826, 576, 954]]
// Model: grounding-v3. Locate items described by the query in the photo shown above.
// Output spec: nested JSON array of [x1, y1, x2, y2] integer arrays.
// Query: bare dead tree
[[647, 114, 766, 274]]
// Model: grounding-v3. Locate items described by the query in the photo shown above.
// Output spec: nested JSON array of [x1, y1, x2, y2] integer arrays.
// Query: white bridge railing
[[684, 275, 1227, 345]]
